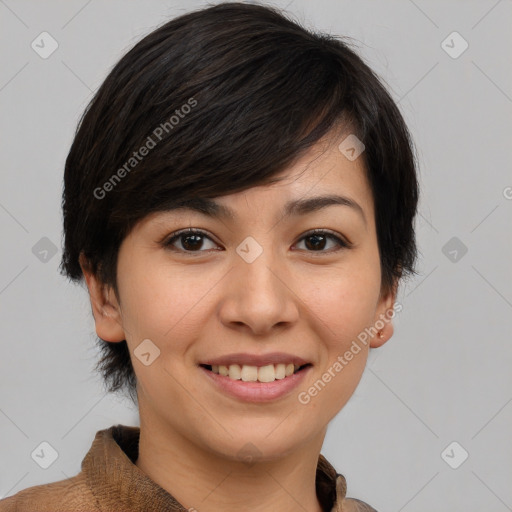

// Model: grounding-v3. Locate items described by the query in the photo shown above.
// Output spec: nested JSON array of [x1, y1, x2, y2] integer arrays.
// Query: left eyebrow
[[163, 194, 367, 227], [281, 194, 367, 227]]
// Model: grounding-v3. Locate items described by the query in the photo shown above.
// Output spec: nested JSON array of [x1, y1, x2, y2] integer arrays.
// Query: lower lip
[[199, 365, 312, 403]]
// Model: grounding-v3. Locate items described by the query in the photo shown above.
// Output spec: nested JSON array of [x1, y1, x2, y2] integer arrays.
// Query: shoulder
[[342, 497, 379, 512], [0, 473, 99, 512]]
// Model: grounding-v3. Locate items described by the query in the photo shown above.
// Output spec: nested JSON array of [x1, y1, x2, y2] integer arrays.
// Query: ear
[[369, 277, 399, 349], [79, 253, 126, 343]]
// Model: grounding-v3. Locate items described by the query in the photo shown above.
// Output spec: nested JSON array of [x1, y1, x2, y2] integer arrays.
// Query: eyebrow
[[167, 194, 367, 227]]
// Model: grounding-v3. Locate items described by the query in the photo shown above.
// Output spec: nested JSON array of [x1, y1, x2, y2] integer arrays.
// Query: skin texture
[[80, 130, 397, 512]]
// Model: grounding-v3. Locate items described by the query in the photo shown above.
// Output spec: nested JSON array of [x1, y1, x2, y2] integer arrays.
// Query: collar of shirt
[[83, 424, 348, 512]]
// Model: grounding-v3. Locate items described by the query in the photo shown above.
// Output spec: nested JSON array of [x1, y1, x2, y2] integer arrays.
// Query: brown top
[[0, 424, 377, 511]]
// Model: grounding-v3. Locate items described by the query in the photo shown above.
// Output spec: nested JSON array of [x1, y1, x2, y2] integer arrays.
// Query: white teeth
[[275, 363, 286, 380], [241, 365, 258, 382], [210, 362, 305, 382], [258, 364, 275, 383], [228, 364, 242, 380]]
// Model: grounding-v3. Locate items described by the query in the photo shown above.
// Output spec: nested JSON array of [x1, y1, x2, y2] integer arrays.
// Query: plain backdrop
[[1, 1, 511, 510]]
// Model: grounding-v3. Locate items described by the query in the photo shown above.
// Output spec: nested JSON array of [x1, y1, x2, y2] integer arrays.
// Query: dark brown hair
[[60, 2, 420, 404]]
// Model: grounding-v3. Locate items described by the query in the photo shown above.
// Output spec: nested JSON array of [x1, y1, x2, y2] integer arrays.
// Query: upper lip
[[200, 352, 311, 367]]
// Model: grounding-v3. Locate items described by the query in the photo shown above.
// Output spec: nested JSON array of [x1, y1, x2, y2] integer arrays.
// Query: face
[[82, 131, 396, 462]]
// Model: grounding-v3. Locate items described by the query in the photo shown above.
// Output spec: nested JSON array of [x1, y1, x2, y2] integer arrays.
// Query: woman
[[0, 2, 419, 511]]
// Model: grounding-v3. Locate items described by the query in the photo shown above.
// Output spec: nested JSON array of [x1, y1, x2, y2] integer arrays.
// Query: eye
[[293, 229, 351, 253], [164, 228, 219, 253], [163, 228, 351, 255]]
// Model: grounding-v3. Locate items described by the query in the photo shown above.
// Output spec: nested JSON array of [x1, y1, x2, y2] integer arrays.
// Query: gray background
[[1, 0, 511, 510]]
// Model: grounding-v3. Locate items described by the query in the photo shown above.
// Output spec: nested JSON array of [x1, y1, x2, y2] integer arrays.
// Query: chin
[[205, 423, 318, 463]]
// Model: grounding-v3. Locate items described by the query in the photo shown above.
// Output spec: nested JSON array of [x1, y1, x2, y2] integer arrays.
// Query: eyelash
[[163, 228, 352, 255]]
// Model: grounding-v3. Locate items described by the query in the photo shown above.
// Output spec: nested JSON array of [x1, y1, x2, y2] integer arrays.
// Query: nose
[[218, 246, 299, 336]]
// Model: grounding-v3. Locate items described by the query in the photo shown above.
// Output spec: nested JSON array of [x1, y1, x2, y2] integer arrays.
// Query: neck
[[135, 415, 327, 512]]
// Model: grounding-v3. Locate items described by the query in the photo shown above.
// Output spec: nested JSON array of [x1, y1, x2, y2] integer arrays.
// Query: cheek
[[118, 264, 215, 403], [118, 260, 220, 348], [295, 258, 380, 413], [298, 258, 381, 343]]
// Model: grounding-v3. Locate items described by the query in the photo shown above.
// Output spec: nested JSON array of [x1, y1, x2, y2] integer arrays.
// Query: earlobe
[[370, 322, 394, 348], [369, 280, 398, 349], [79, 253, 126, 343]]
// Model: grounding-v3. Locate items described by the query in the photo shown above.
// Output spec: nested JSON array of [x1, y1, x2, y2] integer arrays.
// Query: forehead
[[254, 135, 370, 203]]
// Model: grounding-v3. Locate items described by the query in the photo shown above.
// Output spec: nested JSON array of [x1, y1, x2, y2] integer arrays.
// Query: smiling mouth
[[200, 363, 312, 383]]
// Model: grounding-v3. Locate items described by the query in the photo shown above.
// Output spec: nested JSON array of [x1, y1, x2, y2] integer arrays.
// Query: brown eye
[[294, 229, 350, 253], [165, 229, 218, 252]]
